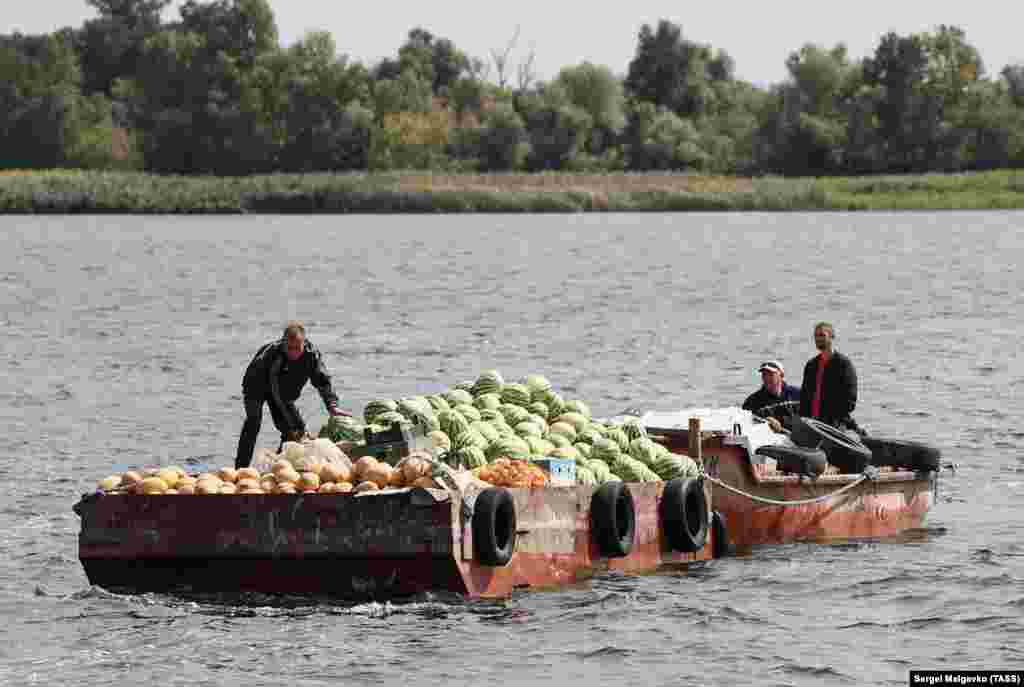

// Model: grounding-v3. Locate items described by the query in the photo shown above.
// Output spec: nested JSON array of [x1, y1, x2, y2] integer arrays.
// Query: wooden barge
[[74, 479, 714, 599], [73, 408, 939, 598]]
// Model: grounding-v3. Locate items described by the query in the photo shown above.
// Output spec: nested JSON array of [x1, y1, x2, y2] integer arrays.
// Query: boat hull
[[74, 481, 713, 599], [650, 428, 936, 550]]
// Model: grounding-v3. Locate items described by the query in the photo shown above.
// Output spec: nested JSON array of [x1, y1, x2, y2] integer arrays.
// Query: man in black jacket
[[799, 321, 861, 432], [742, 360, 801, 431], [235, 321, 349, 468]]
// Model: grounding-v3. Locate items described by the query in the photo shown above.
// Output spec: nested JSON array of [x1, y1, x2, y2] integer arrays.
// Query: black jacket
[[742, 383, 801, 421], [800, 350, 857, 427], [242, 338, 340, 430]]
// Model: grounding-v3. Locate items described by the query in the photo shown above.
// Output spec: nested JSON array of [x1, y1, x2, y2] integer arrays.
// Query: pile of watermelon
[[321, 370, 698, 485]]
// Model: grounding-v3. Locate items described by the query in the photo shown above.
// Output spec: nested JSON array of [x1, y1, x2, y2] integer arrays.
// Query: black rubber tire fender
[[755, 444, 829, 476], [590, 481, 636, 558], [711, 510, 734, 559], [862, 437, 941, 472], [660, 478, 709, 553], [792, 417, 872, 473], [472, 487, 517, 566]]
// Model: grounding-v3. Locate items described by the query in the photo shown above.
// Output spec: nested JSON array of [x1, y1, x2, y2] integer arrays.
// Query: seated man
[[742, 360, 801, 432]]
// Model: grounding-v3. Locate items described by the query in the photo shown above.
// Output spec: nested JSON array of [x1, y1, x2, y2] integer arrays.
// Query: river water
[[1, 212, 1022, 686]]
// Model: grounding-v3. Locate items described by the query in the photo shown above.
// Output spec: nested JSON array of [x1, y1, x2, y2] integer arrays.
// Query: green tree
[[756, 44, 854, 174], [0, 32, 96, 168], [119, 29, 275, 173], [1001, 64, 1024, 107], [395, 27, 470, 95], [863, 31, 944, 171], [517, 83, 592, 170], [448, 75, 486, 117], [372, 69, 432, 118], [76, 0, 170, 95], [920, 25, 984, 108], [623, 100, 705, 170], [554, 61, 626, 153], [624, 20, 732, 118], [243, 31, 371, 150], [704, 79, 765, 173], [179, 0, 278, 68], [476, 101, 529, 170], [0, 33, 81, 98]]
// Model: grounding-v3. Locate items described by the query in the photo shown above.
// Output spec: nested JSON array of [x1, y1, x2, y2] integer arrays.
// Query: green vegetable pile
[[320, 370, 699, 484]]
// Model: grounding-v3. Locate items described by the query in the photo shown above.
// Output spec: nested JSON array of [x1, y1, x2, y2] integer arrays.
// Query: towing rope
[[699, 466, 879, 507]]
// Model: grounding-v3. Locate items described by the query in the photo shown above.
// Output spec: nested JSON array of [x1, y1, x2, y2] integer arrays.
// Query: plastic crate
[[530, 458, 577, 486]]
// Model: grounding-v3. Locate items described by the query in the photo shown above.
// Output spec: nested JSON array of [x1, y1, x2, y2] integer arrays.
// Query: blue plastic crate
[[530, 458, 577, 486]]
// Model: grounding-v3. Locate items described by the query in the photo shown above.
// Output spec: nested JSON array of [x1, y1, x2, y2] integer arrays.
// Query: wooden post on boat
[[688, 417, 702, 465]]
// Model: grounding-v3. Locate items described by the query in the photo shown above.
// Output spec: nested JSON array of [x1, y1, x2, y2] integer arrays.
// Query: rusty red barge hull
[[652, 427, 936, 550], [75, 482, 713, 599]]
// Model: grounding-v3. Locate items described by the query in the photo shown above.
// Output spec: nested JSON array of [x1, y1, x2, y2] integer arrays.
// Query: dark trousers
[[235, 395, 299, 468]]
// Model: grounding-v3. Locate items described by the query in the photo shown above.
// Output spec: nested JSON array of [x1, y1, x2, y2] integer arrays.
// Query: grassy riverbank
[[1, 169, 1022, 214]]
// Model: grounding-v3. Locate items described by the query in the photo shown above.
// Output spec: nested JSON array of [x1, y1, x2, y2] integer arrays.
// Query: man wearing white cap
[[742, 360, 801, 431]]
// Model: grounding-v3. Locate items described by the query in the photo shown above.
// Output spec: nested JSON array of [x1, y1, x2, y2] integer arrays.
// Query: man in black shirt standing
[[742, 360, 801, 431], [235, 320, 350, 469], [799, 321, 861, 432]]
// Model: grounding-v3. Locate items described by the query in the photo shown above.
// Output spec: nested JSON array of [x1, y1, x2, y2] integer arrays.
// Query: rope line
[[701, 468, 875, 506]]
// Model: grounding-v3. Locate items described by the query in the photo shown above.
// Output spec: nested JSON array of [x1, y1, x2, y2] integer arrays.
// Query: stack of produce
[[340, 369, 699, 487], [93, 369, 701, 493], [473, 458, 549, 488], [94, 443, 443, 496]]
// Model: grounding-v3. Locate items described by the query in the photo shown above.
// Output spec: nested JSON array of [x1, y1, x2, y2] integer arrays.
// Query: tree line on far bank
[[3, 0, 1024, 177]]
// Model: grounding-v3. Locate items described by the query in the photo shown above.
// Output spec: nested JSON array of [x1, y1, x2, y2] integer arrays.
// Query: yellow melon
[[319, 463, 341, 483], [354, 456, 378, 481], [364, 463, 393, 490], [141, 477, 168, 495], [236, 467, 261, 482], [121, 471, 143, 487], [276, 468, 300, 485], [297, 472, 320, 491], [157, 469, 180, 489], [178, 483, 196, 495], [195, 481, 220, 495], [98, 475, 122, 491], [217, 467, 238, 483], [388, 468, 406, 488], [219, 484, 238, 495]]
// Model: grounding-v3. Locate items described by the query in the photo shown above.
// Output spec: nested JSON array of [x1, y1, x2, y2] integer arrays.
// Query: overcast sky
[[7, 0, 1022, 87]]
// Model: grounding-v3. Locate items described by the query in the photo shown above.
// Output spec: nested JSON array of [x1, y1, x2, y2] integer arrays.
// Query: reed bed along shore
[[1, 169, 1022, 214]]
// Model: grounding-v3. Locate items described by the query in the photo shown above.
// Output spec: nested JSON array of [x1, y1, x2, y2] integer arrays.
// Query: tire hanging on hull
[[473, 487, 517, 566], [590, 481, 636, 558], [660, 478, 709, 553]]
